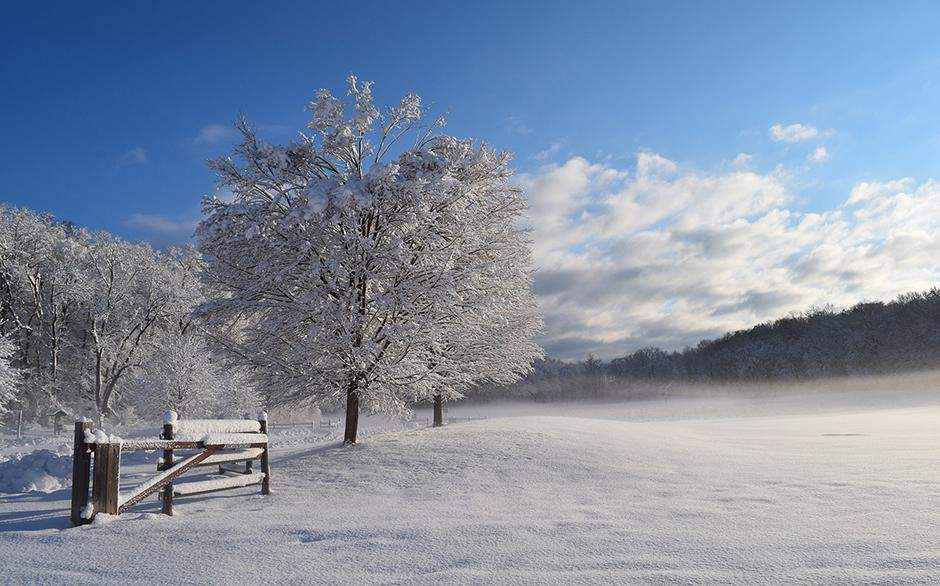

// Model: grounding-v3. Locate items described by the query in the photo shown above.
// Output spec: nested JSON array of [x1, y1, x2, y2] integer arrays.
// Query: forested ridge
[[476, 289, 940, 401]]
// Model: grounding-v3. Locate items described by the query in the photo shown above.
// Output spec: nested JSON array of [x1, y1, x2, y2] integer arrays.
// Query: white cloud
[[808, 146, 830, 163], [532, 141, 564, 161], [525, 154, 940, 360], [124, 188, 235, 247], [732, 153, 753, 168], [845, 178, 913, 206], [194, 124, 239, 145], [636, 152, 678, 179], [124, 213, 198, 248], [769, 123, 819, 143], [517, 157, 627, 264], [116, 147, 148, 166]]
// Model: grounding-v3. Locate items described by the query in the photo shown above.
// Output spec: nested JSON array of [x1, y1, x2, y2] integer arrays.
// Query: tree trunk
[[344, 385, 360, 444], [433, 394, 443, 427], [94, 349, 104, 416]]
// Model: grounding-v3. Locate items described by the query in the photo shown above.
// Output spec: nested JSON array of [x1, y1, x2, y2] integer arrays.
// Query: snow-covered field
[[3, 391, 940, 584]]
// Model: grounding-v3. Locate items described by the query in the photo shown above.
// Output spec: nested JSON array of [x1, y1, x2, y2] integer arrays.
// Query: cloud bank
[[521, 154, 940, 360]]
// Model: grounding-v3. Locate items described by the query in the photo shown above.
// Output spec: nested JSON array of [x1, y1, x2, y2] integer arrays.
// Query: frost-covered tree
[[129, 326, 262, 420], [129, 333, 220, 418], [198, 76, 542, 443], [214, 366, 262, 418], [419, 198, 544, 425], [0, 209, 82, 415], [0, 333, 20, 413], [78, 240, 203, 419], [0, 206, 207, 421]]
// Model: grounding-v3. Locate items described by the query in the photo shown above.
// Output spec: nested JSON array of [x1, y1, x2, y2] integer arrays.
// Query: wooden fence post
[[259, 412, 271, 495], [161, 411, 176, 515], [92, 440, 121, 515], [243, 413, 254, 475], [70, 419, 93, 526]]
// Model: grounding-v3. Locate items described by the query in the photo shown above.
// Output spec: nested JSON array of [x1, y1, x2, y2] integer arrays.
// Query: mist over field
[[396, 369, 940, 424]]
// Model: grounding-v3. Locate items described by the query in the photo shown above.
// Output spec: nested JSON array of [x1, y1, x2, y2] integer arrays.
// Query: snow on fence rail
[[70, 411, 271, 526]]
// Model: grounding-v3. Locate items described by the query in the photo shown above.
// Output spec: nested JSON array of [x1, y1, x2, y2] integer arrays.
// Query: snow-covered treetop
[[197, 77, 542, 417]]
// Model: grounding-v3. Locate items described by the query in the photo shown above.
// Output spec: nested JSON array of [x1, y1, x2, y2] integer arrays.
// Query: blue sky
[[4, 2, 940, 358]]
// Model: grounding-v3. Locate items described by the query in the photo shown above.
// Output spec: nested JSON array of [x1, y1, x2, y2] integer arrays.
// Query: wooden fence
[[71, 411, 271, 526], [267, 419, 337, 431]]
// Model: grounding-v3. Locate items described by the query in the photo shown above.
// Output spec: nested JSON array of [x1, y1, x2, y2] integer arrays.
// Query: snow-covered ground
[[3, 391, 940, 584]]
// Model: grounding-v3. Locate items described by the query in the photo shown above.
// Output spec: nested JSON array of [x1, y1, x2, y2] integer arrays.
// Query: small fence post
[[70, 419, 93, 526], [92, 440, 121, 515], [243, 413, 254, 475], [161, 410, 177, 515], [259, 412, 271, 495]]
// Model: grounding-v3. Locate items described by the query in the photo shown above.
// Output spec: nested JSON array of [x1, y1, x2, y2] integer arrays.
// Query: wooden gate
[[71, 411, 271, 526]]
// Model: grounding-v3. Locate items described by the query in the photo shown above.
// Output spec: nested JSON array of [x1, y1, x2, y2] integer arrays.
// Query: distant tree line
[[469, 289, 940, 402]]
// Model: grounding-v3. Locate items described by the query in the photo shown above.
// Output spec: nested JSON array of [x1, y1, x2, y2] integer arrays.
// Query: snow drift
[[0, 449, 72, 493]]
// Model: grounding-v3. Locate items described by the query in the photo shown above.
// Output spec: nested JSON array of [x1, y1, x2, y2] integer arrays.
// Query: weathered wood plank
[[197, 448, 264, 467], [92, 442, 121, 515], [217, 464, 252, 475], [120, 439, 204, 451], [118, 439, 267, 451], [160, 421, 174, 515], [244, 413, 254, 475], [119, 447, 220, 513], [173, 472, 265, 497], [185, 432, 268, 446], [259, 415, 271, 495], [70, 420, 93, 526]]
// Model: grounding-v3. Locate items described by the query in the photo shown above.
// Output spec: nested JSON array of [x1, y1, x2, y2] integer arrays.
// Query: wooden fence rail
[[71, 411, 271, 526]]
